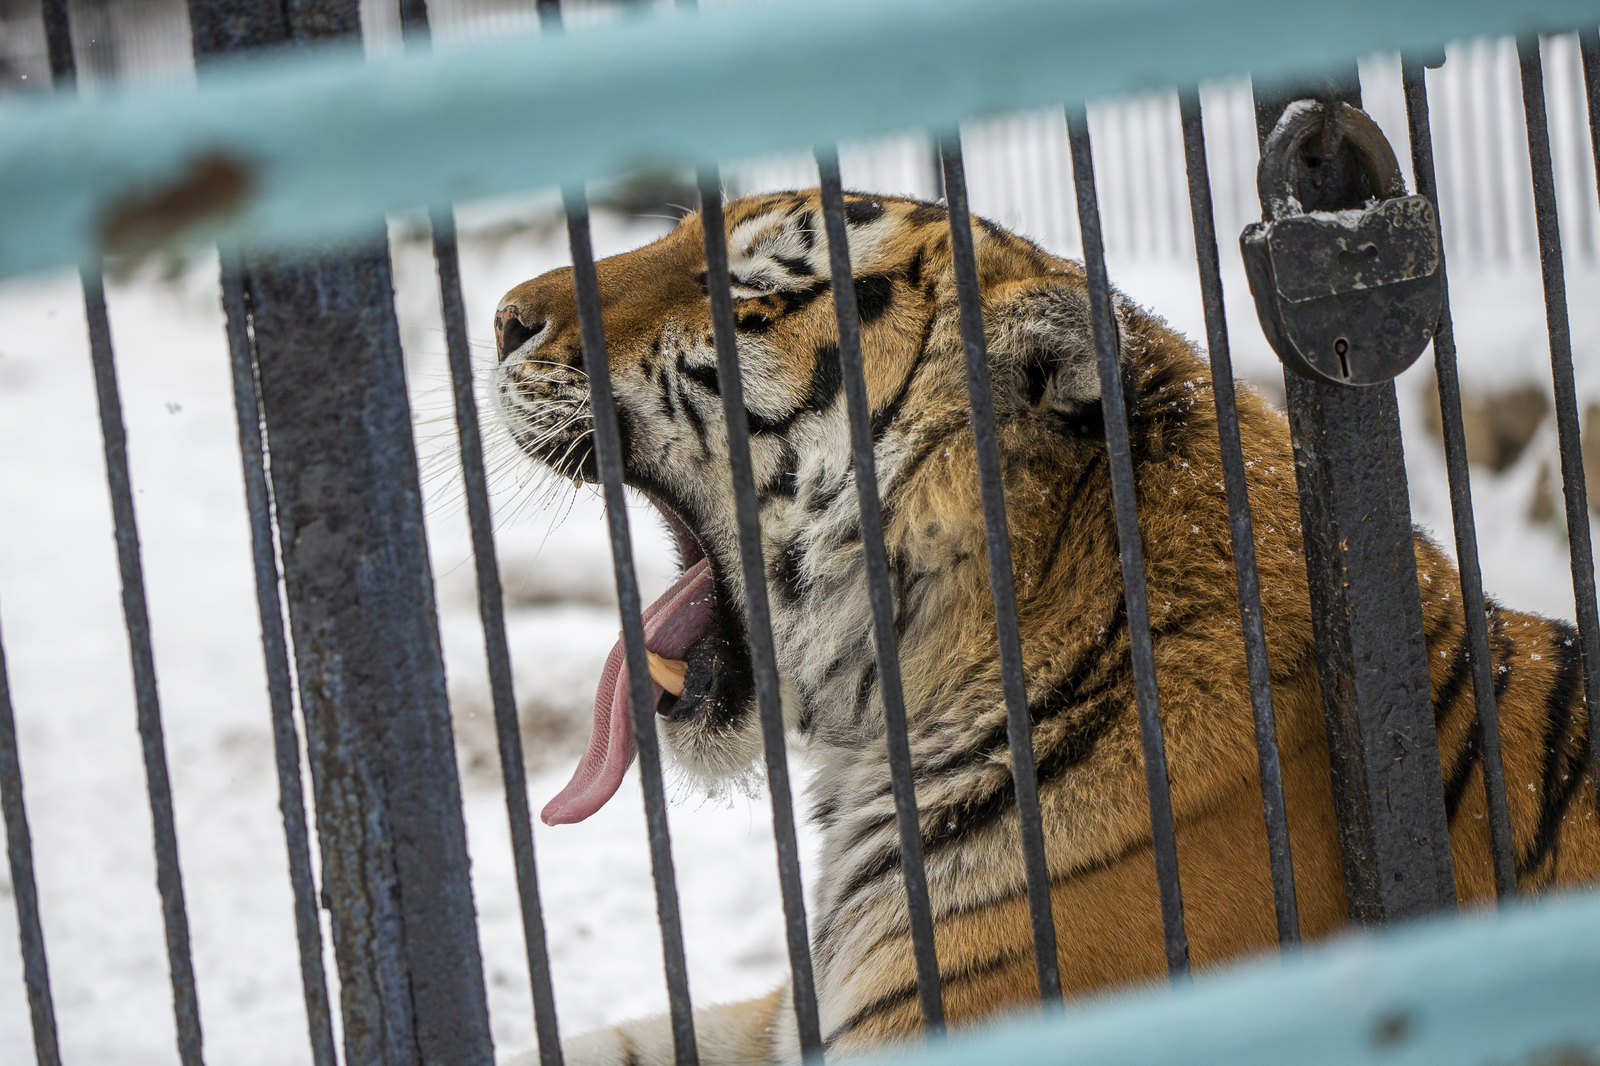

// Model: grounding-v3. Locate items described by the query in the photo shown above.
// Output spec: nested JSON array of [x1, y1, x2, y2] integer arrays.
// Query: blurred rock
[[451, 690, 591, 786], [1524, 404, 1600, 525], [1420, 376, 1549, 472], [498, 556, 618, 610]]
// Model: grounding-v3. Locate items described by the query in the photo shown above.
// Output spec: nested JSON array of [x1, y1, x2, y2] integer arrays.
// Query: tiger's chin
[[657, 709, 768, 798]]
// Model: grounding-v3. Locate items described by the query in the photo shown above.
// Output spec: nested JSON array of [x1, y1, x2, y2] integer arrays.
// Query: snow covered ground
[[0, 198, 1596, 1065]]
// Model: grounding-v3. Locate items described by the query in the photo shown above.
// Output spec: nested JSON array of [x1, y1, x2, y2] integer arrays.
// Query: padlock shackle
[[1258, 100, 1407, 220]]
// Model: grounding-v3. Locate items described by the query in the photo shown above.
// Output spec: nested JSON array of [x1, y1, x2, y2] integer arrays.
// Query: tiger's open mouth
[[539, 486, 747, 825]]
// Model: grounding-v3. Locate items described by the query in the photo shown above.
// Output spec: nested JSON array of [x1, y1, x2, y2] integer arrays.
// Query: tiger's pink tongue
[[541, 558, 715, 826]]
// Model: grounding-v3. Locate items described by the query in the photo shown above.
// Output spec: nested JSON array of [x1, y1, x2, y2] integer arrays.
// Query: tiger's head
[[494, 190, 1147, 824]]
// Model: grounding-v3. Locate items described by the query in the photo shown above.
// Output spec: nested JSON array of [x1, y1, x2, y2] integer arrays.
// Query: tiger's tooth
[[647, 650, 687, 696]]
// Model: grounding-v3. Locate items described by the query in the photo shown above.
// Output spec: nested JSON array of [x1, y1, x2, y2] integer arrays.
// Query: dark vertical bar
[[244, 241, 495, 1066], [665, 8, 818, 1054], [563, 187, 700, 1066], [1176, 91, 1300, 947], [397, 0, 428, 34], [39, 0, 72, 82], [42, 2, 208, 1057], [190, 1, 497, 1060], [217, 257, 340, 1066], [1064, 110, 1191, 977], [397, 3, 566, 1061], [1401, 57, 1518, 900], [693, 168, 826, 1058], [1519, 34, 1600, 824], [932, 137, 1063, 1003], [82, 267, 207, 1066], [1252, 82, 1457, 924], [186, 0, 289, 54], [0, 612, 61, 1066], [808, 156, 949, 1035], [1582, 27, 1600, 807], [810, 153, 947, 1033], [434, 206, 566, 1066], [589, 16, 701, 1060]]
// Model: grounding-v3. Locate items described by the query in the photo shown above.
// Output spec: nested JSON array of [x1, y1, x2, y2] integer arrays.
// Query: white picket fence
[[727, 41, 1599, 272]]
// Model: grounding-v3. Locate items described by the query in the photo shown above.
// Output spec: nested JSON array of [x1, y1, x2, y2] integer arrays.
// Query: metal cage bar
[[1583, 26, 1600, 815], [434, 205, 567, 1066], [191, 5, 499, 1063], [1400, 55, 1519, 900], [1250, 81, 1457, 925], [399, 3, 567, 1060], [1065, 108, 1191, 977], [1176, 90, 1300, 946], [42, 2, 209, 1053], [813, 150, 948, 1035], [82, 261, 207, 1066], [217, 257, 340, 1066], [695, 168, 826, 1059], [936, 136, 1064, 1004], [1518, 32, 1600, 837], [0, 610, 61, 1066], [563, 187, 701, 1066]]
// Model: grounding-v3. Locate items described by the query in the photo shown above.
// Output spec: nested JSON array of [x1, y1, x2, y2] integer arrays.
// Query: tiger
[[491, 189, 1600, 1066]]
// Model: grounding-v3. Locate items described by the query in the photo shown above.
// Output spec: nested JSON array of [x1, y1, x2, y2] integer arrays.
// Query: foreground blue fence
[[0, 0, 1596, 277], [873, 889, 1600, 1066]]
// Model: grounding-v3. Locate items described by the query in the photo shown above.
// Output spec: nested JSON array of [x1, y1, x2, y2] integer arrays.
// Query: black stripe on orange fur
[[1519, 623, 1585, 880]]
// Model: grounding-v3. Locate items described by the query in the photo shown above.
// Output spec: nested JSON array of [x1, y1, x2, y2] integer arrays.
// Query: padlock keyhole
[[1338, 242, 1381, 264], [1334, 337, 1352, 380]]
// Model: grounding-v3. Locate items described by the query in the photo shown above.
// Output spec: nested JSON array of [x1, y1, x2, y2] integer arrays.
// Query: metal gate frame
[[2, 1, 1600, 1064]]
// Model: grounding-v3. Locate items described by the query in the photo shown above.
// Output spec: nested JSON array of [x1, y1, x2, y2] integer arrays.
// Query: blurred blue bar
[[867, 887, 1600, 1066], [0, 0, 1596, 276], [0, 0, 1593, 275]]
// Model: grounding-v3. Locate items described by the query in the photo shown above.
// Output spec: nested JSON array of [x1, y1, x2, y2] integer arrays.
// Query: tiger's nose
[[495, 305, 546, 363]]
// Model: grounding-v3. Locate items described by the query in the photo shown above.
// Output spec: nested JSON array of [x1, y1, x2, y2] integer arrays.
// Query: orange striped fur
[[494, 191, 1600, 1066]]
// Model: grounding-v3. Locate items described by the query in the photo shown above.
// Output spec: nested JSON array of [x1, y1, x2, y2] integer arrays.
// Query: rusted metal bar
[[1518, 33, 1600, 849], [217, 255, 340, 1066], [811, 151, 947, 1035], [563, 185, 701, 1066], [695, 167, 826, 1057], [0, 609, 61, 1066], [1178, 89, 1300, 945], [937, 137, 1064, 1002], [1066, 108, 1192, 975], [189, 2, 496, 1062], [1251, 82, 1456, 923], [1400, 55, 1518, 900], [398, 3, 566, 1060], [44, 3, 207, 1060]]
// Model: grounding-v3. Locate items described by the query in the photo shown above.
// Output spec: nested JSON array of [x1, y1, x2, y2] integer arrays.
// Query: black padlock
[[1240, 100, 1443, 386]]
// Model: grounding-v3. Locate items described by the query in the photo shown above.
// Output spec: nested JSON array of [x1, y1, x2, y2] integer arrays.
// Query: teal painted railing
[[0, 0, 1597, 277], [866, 888, 1600, 1066]]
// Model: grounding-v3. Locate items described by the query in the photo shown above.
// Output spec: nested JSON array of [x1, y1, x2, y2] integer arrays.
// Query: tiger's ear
[[985, 277, 1120, 415]]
